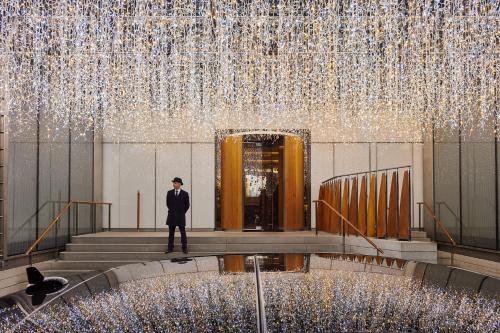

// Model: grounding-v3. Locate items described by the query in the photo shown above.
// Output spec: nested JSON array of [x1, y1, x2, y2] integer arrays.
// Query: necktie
[[176, 190, 179, 196]]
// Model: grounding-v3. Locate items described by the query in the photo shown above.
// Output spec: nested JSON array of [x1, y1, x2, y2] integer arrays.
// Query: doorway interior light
[[0, 0, 497, 142]]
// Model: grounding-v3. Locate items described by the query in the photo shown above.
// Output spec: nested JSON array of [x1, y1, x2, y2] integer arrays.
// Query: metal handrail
[[25, 200, 112, 256], [436, 201, 461, 223], [322, 165, 411, 183], [418, 202, 457, 246], [313, 199, 384, 255], [9, 200, 64, 239], [253, 255, 268, 333]]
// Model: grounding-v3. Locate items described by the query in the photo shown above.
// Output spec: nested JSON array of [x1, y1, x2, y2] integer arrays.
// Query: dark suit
[[166, 189, 190, 251]]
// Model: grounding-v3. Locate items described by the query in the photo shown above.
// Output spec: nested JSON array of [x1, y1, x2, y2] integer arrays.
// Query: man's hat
[[172, 177, 183, 185]]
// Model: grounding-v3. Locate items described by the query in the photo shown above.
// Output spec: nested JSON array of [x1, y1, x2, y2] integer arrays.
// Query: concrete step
[[65, 243, 226, 252], [411, 237, 431, 242], [71, 236, 218, 244], [61, 244, 345, 261], [411, 230, 430, 242], [411, 230, 428, 237], [53, 260, 151, 271], [65, 243, 344, 253], [70, 234, 341, 245], [54, 232, 439, 269], [60, 252, 225, 261]]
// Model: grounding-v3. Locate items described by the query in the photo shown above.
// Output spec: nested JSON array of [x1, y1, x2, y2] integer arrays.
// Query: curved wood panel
[[284, 254, 304, 271], [224, 255, 245, 272], [322, 182, 330, 232], [348, 178, 358, 235], [221, 136, 243, 230], [387, 172, 398, 238], [377, 173, 387, 238], [358, 175, 367, 235], [385, 258, 394, 267], [283, 136, 304, 230], [367, 174, 377, 237], [341, 179, 349, 235], [332, 180, 341, 234], [399, 170, 410, 240], [336, 180, 342, 233], [396, 259, 406, 269], [318, 183, 329, 231], [319, 183, 330, 231], [325, 182, 335, 232]]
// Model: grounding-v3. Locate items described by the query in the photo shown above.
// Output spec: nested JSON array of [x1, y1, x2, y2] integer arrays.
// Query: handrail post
[[92, 203, 96, 233], [54, 216, 58, 261], [108, 204, 112, 231], [314, 201, 318, 236], [75, 202, 79, 235], [137, 191, 141, 231], [417, 202, 422, 230]]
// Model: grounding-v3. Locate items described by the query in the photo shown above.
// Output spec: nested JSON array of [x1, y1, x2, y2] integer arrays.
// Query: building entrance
[[219, 132, 306, 231], [243, 135, 283, 231]]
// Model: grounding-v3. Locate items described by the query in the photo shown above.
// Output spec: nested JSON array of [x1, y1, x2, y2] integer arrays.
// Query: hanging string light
[[0, 0, 497, 142]]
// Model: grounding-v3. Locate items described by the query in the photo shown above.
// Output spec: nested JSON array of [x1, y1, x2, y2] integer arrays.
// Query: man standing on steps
[[165, 177, 190, 254]]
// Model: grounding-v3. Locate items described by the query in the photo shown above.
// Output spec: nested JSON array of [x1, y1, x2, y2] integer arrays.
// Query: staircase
[[55, 232, 345, 270], [53, 231, 437, 270]]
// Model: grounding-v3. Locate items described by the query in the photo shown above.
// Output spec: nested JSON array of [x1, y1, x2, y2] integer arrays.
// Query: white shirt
[[175, 189, 180, 196]]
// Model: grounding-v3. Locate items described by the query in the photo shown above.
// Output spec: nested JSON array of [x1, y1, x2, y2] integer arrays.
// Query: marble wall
[[103, 140, 423, 230], [103, 143, 214, 229]]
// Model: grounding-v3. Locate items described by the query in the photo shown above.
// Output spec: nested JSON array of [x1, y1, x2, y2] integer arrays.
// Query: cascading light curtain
[[0, 0, 497, 142]]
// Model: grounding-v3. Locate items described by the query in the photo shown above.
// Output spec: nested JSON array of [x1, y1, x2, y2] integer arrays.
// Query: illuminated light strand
[[0, 0, 497, 142], [1, 270, 497, 332]]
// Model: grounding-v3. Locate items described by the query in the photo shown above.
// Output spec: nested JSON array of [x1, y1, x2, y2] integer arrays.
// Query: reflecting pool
[[0, 254, 498, 332]]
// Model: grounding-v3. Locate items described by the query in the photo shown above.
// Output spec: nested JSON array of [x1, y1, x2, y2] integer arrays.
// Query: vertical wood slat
[[341, 178, 349, 235], [325, 182, 333, 232], [328, 181, 336, 232], [223, 255, 245, 272], [367, 174, 377, 237], [332, 180, 341, 234], [278, 143, 284, 229], [322, 182, 329, 232], [221, 136, 243, 230], [348, 178, 358, 235], [336, 180, 342, 234], [377, 173, 387, 238], [358, 175, 367, 235], [284, 254, 304, 271], [283, 136, 304, 230], [387, 171, 398, 238], [399, 170, 411, 240]]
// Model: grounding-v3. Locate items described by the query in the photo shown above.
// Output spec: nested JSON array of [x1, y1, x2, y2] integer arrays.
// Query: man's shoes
[[165, 249, 173, 254], [182, 248, 188, 254]]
